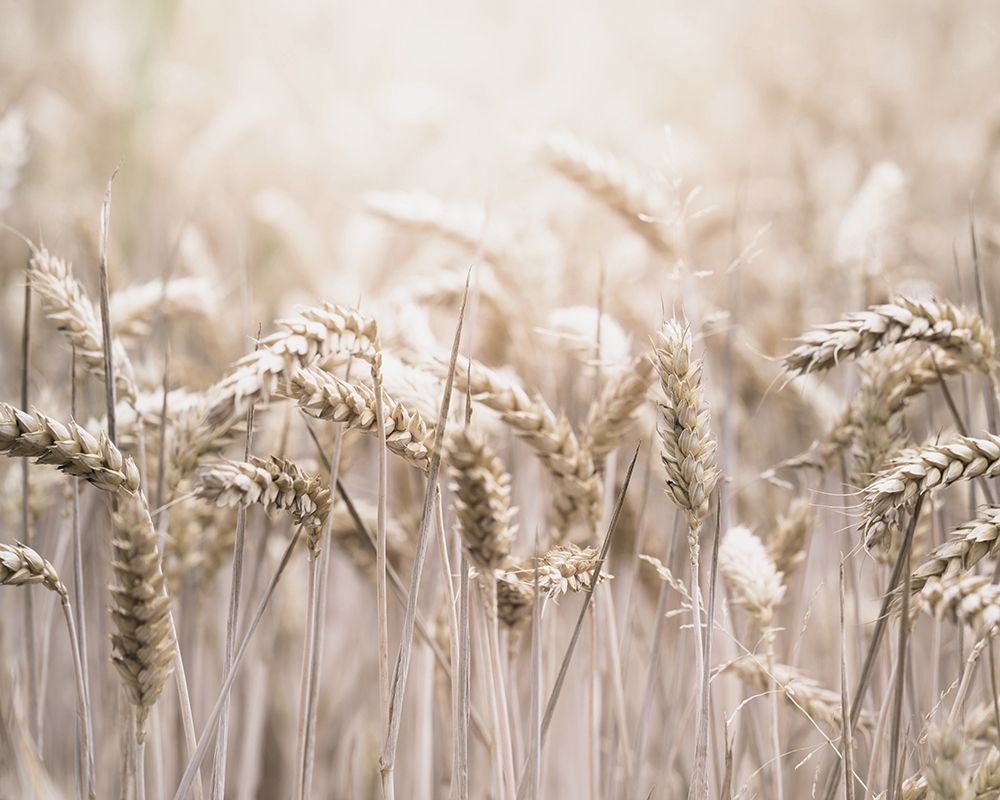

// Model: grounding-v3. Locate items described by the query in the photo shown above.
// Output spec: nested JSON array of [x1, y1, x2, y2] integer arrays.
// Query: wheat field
[[2, 1, 1000, 798]]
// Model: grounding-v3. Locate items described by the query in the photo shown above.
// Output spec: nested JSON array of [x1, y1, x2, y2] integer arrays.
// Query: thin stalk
[[486, 583, 516, 799], [766, 633, 783, 800], [820, 494, 925, 800], [63, 599, 94, 800], [839, 563, 855, 800], [70, 350, 95, 799], [516, 445, 640, 799], [374, 360, 391, 758], [137, 741, 146, 800], [455, 556, 470, 800], [299, 420, 347, 799], [211, 390, 257, 799], [173, 529, 302, 800], [167, 613, 203, 800], [697, 493, 723, 800], [380, 272, 470, 798], [529, 532, 541, 800], [21, 261, 38, 746], [886, 514, 913, 800]]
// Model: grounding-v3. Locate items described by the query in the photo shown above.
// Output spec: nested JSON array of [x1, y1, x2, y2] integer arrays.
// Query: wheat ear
[[207, 302, 379, 426], [767, 497, 812, 576], [542, 131, 676, 254], [447, 426, 516, 573], [28, 246, 138, 403], [783, 296, 996, 377], [715, 655, 874, 733], [583, 354, 655, 470], [289, 366, 432, 469], [863, 434, 1000, 551], [719, 525, 786, 628], [0, 541, 95, 799], [906, 506, 1000, 596], [0, 403, 140, 494], [447, 354, 600, 534], [195, 455, 331, 533], [109, 492, 177, 743], [110, 277, 217, 338]]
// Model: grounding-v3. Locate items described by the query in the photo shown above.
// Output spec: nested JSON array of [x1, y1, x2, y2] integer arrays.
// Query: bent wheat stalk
[[1, 542, 94, 800]]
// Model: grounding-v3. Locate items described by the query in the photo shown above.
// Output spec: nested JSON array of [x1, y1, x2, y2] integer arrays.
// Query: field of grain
[[3, 1, 1000, 798]]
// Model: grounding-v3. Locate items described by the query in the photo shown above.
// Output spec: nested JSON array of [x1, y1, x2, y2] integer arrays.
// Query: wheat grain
[[29, 246, 138, 403], [109, 492, 176, 742], [0, 403, 140, 494], [783, 297, 995, 377], [447, 426, 516, 574]]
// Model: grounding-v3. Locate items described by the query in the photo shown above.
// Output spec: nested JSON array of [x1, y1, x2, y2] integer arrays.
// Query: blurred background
[[3, 0, 1000, 797]]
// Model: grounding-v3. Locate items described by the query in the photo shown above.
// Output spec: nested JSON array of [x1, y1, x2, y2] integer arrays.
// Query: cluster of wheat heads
[[6, 98, 1000, 800]]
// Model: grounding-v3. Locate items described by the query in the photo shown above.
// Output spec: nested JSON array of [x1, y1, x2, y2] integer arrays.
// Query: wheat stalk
[[0, 403, 140, 494], [28, 246, 138, 403], [783, 297, 996, 377]]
